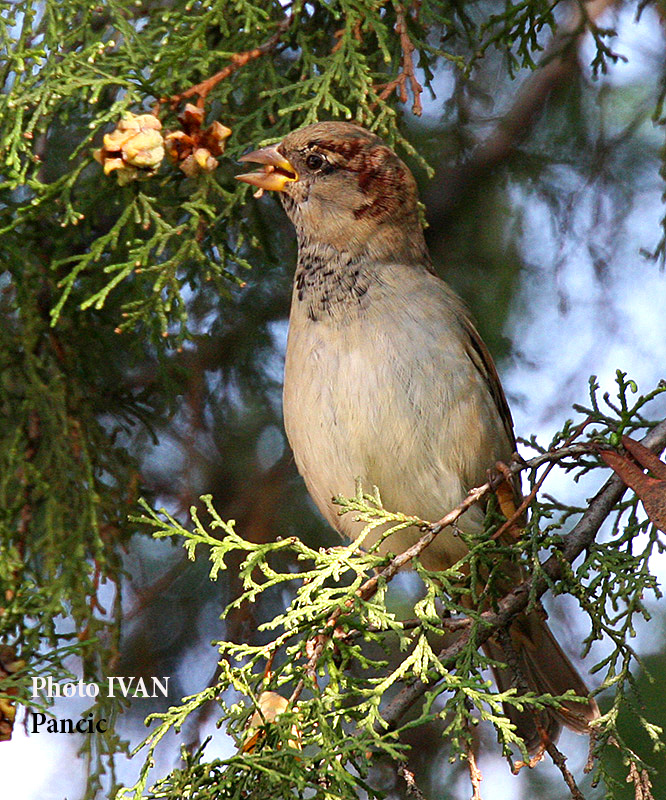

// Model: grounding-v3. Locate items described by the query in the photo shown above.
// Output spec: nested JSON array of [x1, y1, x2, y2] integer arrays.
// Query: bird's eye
[[305, 153, 325, 171]]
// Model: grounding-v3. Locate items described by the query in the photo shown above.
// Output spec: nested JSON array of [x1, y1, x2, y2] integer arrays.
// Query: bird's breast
[[282, 269, 510, 569]]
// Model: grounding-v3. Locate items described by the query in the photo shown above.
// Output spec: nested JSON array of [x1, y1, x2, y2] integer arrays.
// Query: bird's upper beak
[[236, 145, 298, 192]]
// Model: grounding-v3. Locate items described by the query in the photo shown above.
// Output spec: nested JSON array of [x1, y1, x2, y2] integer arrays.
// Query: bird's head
[[236, 121, 425, 262]]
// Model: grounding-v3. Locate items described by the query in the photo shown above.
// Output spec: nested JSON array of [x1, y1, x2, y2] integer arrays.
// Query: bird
[[236, 120, 599, 754]]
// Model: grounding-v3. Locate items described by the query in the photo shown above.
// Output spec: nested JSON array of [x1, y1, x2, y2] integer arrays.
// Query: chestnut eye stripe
[[300, 137, 398, 181]]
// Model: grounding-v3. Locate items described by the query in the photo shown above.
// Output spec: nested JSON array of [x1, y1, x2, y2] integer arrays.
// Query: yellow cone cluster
[[93, 113, 165, 185]]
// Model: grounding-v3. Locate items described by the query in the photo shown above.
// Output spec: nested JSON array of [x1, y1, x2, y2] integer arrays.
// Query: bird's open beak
[[236, 145, 298, 193]]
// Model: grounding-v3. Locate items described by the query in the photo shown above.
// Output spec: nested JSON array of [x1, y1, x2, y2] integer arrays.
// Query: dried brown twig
[[374, 2, 424, 116], [398, 764, 429, 799], [164, 14, 294, 108], [546, 740, 587, 800], [465, 734, 484, 800]]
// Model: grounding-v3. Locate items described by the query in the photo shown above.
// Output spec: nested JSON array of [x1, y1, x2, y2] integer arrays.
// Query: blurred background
[[1, 1, 666, 798]]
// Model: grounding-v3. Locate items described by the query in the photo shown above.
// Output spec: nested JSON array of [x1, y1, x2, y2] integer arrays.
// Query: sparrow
[[237, 120, 599, 753]]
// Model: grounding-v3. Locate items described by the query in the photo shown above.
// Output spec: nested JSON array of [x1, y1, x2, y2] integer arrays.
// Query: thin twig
[[546, 741, 587, 800], [166, 14, 294, 108], [492, 460, 556, 540], [398, 764, 429, 799], [466, 743, 484, 800], [493, 416, 595, 540], [331, 19, 362, 54], [374, 3, 423, 115], [289, 472, 491, 704], [349, 616, 471, 639]]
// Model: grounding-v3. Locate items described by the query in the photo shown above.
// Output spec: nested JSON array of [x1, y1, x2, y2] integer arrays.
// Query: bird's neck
[[292, 227, 430, 323]]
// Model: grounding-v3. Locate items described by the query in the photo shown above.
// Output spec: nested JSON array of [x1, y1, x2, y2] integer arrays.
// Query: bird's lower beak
[[236, 145, 298, 193]]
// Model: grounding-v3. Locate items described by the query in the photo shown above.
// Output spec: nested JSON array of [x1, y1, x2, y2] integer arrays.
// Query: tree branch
[[424, 0, 619, 225], [466, 740, 484, 800], [546, 741, 587, 800], [165, 14, 294, 108], [288, 418, 665, 713]]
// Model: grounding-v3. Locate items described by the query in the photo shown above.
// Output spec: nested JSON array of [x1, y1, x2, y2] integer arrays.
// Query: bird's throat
[[293, 238, 371, 322]]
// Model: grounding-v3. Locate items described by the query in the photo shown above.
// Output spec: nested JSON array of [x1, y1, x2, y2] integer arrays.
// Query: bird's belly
[[283, 319, 488, 570]]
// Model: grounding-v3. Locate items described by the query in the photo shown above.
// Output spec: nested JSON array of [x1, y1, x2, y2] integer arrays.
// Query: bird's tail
[[482, 611, 600, 754]]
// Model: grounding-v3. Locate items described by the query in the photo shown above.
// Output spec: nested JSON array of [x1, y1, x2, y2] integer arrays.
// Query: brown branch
[[374, 3, 423, 116], [331, 19, 362, 54], [466, 742, 484, 800], [166, 14, 294, 108], [378, 417, 666, 731], [424, 0, 619, 225], [546, 741, 587, 800]]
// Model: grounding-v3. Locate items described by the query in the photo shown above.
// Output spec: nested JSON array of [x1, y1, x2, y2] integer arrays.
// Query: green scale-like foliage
[[125, 375, 666, 800]]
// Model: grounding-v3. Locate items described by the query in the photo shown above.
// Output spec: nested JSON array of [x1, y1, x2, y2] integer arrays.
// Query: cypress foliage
[[1, 2, 664, 798]]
